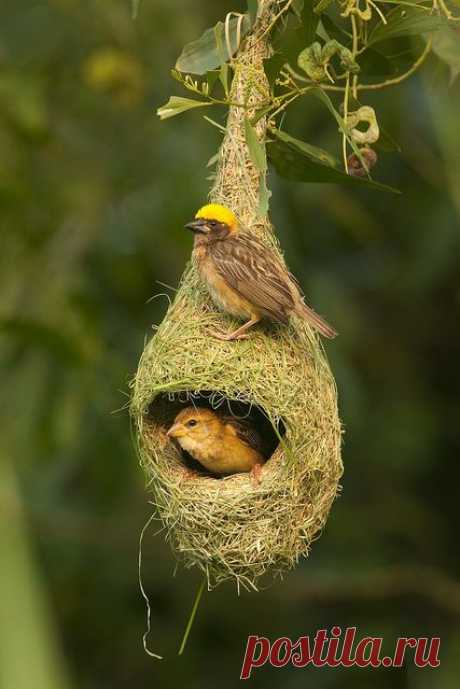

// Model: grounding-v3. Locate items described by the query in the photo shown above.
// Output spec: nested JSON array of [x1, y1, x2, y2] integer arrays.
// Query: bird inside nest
[[185, 203, 337, 341], [166, 407, 265, 482]]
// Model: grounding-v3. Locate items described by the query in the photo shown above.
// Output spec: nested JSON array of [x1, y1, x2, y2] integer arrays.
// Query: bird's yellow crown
[[195, 203, 237, 228]]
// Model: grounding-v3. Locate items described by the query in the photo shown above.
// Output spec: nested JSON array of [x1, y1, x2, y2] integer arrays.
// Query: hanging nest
[[131, 0, 343, 591]]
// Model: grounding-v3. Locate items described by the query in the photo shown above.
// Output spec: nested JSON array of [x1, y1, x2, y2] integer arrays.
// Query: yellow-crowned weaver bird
[[185, 203, 337, 341]]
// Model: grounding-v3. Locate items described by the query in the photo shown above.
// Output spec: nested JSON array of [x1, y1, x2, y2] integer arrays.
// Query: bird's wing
[[223, 416, 264, 455], [210, 235, 296, 322]]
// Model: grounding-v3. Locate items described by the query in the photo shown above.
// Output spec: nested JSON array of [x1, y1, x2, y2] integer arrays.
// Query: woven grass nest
[[131, 1, 343, 591]]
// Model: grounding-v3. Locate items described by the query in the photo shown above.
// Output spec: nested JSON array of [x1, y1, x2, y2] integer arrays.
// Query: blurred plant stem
[[0, 454, 72, 689]]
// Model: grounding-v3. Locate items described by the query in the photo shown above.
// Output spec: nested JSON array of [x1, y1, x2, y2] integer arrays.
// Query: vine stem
[[342, 75, 350, 173], [357, 38, 433, 91], [284, 37, 433, 99]]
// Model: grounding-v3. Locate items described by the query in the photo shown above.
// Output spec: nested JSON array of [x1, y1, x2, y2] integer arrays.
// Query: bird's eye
[[209, 220, 217, 227], [187, 419, 198, 428]]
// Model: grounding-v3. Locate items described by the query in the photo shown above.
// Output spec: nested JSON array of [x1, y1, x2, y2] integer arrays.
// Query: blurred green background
[[1, 1, 460, 688]]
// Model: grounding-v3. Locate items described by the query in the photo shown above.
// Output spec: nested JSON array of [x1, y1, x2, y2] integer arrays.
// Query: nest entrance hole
[[145, 390, 286, 478]]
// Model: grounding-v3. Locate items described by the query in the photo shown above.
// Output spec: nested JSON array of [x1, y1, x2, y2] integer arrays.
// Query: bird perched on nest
[[167, 407, 264, 481], [185, 203, 337, 341]]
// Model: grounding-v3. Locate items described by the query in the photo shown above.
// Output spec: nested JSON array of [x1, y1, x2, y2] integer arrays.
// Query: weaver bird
[[185, 203, 337, 341], [167, 407, 264, 479]]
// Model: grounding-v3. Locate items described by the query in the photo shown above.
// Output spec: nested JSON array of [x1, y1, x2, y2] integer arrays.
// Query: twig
[[254, 0, 295, 45]]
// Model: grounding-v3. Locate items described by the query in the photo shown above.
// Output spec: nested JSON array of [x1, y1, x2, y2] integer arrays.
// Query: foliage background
[[1, 1, 459, 688]]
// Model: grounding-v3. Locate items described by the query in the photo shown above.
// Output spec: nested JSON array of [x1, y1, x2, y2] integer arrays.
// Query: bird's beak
[[185, 219, 209, 234], [167, 423, 183, 438]]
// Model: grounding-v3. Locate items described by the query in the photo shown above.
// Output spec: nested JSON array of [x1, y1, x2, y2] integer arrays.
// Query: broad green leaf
[[264, 52, 287, 86], [175, 15, 251, 75], [301, 0, 320, 46], [431, 26, 460, 84], [257, 175, 272, 217], [219, 62, 229, 95], [157, 96, 211, 120], [366, 35, 426, 74], [206, 69, 220, 93], [214, 24, 229, 95], [267, 131, 399, 193], [244, 117, 270, 215], [320, 14, 350, 44], [247, 0, 258, 24], [368, 7, 444, 47], [244, 117, 266, 171], [358, 47, 397, 79], [272, 128, 337, 166], [272, 12, 309, 66]]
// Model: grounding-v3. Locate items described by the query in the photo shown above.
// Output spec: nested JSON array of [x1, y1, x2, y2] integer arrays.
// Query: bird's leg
[[250, 462, 263, 486], [210, 317, 260, 341]]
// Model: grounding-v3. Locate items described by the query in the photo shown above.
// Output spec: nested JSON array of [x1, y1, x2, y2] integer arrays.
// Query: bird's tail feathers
[[297, 302, 337, 339]]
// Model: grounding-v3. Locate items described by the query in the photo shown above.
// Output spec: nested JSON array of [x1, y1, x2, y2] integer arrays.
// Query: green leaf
[[257, 175, 272, 217], [272, 12, 309, 66], [368, 7, 444, 47], [244, 117, 266, 171], [175, 15, 251, 75], [206, 69, 220, 93], [311, 88, 368, 172], [314, 0, 335, 14], [320, 14, 350, 43], [272, 128, 337, 166], [157, 96, 211, 120], [358, 47, 397, 79], [244, 117, 270, 215], [301, 0, 320, 46], [251, 104, 275, 125], [267, 129, 399, 193], [247, 0, 258, 24], [291, 0, 304, 19], [431, 26, 460, 85], [214, 24, 229, 95], [264, 52, 287, 86], [298, 40, 359, 81]]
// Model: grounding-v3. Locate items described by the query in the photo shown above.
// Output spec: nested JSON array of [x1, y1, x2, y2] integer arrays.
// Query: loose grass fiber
[[131, 0, 343, 591]]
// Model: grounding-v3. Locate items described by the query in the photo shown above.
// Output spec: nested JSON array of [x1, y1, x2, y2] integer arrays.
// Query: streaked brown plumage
[[185, 203, 337, 341], [167, 407, 264, 477]]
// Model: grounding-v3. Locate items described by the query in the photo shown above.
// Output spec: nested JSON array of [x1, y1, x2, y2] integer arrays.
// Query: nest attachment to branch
[[131, 1, 343, 590]]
